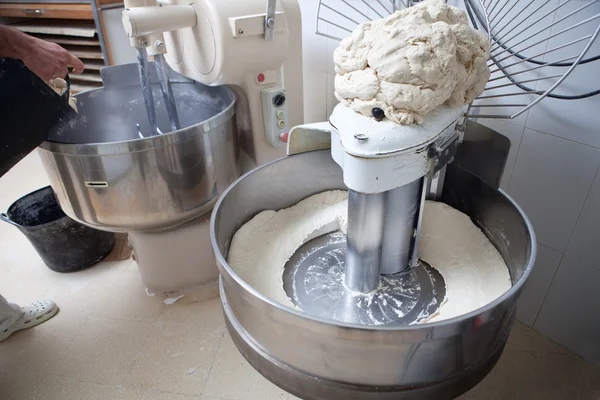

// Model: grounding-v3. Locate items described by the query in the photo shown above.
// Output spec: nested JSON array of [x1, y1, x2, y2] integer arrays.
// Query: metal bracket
[[265, 0, 276, 41], [427, 132, 460, 177]]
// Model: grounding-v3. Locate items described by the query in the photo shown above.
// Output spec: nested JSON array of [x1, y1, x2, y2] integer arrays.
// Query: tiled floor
[[1, 153, 600, 400]]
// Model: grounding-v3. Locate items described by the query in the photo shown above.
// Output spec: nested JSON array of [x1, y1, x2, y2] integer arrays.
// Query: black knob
[[372, 107, 385, 121], [273, 93, 286, 108]]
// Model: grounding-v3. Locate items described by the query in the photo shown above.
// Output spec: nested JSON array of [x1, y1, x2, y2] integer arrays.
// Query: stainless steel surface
[[315, 0, 600, 120], [136, 48, 159, 136], [39, 63, 241, 232], [380, 179, 421, 275], [154, 54, 181, 132], [282, 232, 445, 326], [345, 190, 384, 293], [210, 128, 536, 399], [90, 0, 111, 64], [452, 120, 511, 189], [265, 0, 276, 41]]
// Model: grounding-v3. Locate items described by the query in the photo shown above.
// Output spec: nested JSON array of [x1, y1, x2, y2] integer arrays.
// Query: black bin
[[0, 186, 115, 272]]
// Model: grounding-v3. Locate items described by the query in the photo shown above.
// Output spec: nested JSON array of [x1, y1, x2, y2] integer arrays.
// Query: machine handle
[[0, 213, 19, 227], [286, 122, 332, 156], [23, 8, 44, 15]]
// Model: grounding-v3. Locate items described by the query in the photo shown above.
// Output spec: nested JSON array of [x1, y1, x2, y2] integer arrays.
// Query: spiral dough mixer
[[42, 0, 599, 397]]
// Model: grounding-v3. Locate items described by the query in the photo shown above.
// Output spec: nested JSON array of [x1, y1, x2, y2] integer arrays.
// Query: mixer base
[[282, 232, 446, 326], [221, 282, 506, 400]]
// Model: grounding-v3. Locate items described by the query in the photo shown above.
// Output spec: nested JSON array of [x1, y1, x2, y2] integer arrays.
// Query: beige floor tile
[[157, 297, 224, 328], [123, 299, 224, 395], [25, 374, 145, 400], [51, 316, 152, 386], [142, 389, 201, 399], [65, 263, 166, 323], [202, 334, 289, 400], [506, 321, 568, 355]]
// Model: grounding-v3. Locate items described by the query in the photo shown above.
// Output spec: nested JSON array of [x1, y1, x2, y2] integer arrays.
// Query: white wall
[[297, 0, 600, 366]]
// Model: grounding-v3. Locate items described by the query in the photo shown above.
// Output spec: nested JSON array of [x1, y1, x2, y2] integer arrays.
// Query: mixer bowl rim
[[210, 150, 538, 331], [39, 85, 237, 156]]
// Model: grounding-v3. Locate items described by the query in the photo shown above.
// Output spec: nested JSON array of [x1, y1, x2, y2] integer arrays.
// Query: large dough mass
[[228, 191, 511, 323], [334, 0, 490, 125]]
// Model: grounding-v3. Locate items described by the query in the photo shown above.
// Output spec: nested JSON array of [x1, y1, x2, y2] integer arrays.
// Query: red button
[[280, 132, 289, 143], [257, 73, 265, 83]]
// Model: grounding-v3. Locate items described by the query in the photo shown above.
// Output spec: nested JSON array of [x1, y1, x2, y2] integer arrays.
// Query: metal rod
[[485, 74, 563, 91], [470, 104, 528, 107], [477, 91, 543, 99], [490, 0, 555, 48], [489, 34, 593, 74], [318, 16, 352, 35], [265, 0, 276, 41], [488, 0, 511, 25], [409, 178, 428, 269], [508, 23, 600, 119], [360, 0, 384, 19], [136, 47, 159, 136], [496, 33, 592, 67], [488, 0, 541, 43], [345, 190, 385, 293], [488, 1, 519, 35], [321, 2, 360, 26], [374, 0, 392, 15], [487, 54, 579, 81], [339, 0, 370, 22], [492, 13, 599, 63], [380, 180, 422, 275], [491, 1, 593, 54], [154, 54, 180, 132]]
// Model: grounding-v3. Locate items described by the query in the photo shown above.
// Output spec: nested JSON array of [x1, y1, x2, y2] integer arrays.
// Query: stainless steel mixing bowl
[[210, 146, 536, 400], [39, 63, 241, 232]]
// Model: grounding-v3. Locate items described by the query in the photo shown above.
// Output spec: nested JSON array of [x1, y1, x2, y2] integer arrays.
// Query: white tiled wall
[[297, 0, 600, 366]]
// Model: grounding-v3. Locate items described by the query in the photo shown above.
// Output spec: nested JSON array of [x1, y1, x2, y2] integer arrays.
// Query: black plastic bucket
[[0, 186, 115, 272]]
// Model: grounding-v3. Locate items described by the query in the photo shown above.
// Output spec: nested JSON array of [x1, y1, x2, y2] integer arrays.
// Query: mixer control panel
[[261, 87, 288, 147]]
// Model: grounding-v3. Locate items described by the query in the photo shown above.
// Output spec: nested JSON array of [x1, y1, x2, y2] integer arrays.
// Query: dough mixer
[[39, 0, 304, 296], [38, 0, 599, 398]]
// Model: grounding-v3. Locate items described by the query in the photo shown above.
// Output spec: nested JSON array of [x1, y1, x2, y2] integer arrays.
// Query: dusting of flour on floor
[[228, 190, 511, 323]]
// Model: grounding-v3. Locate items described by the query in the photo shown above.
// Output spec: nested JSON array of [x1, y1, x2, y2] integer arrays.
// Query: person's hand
[[20, 37, 84, 81]]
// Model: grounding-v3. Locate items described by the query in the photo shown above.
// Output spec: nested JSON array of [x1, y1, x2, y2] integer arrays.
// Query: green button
[[277, 110, 285, 120]]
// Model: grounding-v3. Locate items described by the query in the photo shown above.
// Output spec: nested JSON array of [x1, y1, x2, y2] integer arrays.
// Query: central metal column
[[380, 178, 423, 275], [344, 178, 424, 293], [345, 190, 385, 293]]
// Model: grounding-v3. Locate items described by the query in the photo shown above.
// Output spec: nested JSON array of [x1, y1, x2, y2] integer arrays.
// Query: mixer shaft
[[345, 190, 385, 293], [345, 178, 424, 293], [136, 48, 159, 136], [154, 54, 181, 131]]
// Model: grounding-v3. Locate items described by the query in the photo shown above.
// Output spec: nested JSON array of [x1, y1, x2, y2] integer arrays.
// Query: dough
[[333, 0, 490, 125], [228, 191, 511, 323], [47, 77, 77, 112]]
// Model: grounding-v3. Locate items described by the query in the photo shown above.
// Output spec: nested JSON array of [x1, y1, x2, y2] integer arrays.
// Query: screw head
[[238, 29, 244, 34], [138, 38, 149, 47], [354, 133, 368, 141], [267, 17, 276, 28], [155, 40, 164, 48]]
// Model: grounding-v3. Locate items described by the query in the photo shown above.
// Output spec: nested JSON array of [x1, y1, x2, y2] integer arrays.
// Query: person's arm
[[0, 25, 84, 81]]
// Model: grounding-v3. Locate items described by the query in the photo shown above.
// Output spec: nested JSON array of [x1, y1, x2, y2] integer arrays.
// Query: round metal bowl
[[210, 149, 536, 400], [39, 63, 241, 232]]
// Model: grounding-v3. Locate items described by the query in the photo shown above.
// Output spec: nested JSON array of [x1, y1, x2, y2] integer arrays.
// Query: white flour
[[228, 191, 511, 323]]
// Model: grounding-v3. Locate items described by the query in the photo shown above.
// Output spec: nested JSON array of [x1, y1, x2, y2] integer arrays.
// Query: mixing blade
[[282, 232, 446, 326]]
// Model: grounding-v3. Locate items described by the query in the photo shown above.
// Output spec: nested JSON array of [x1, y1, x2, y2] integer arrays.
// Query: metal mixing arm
[[121, 0, 196, 135]]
